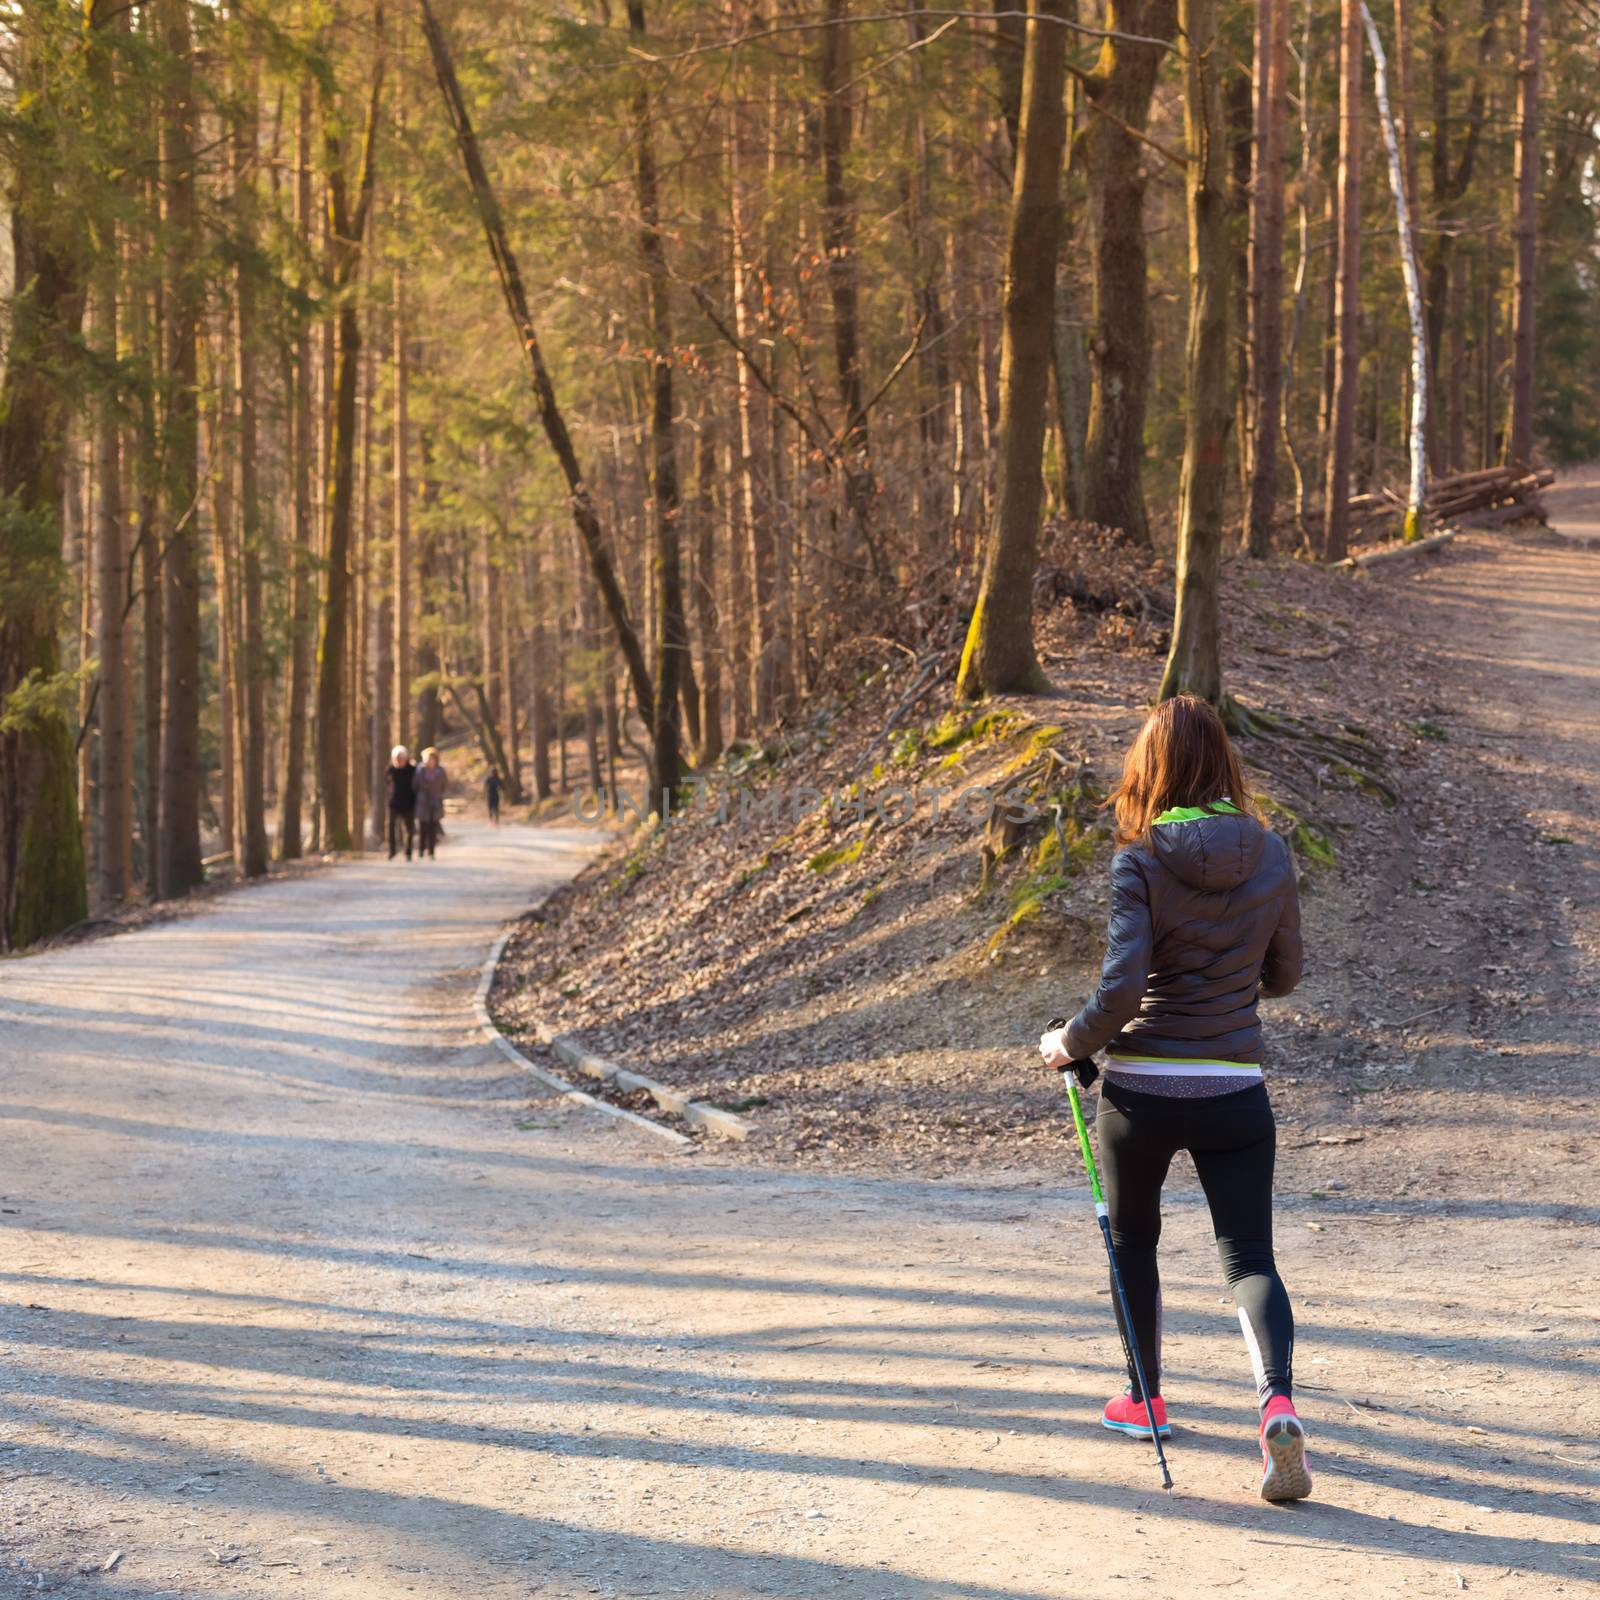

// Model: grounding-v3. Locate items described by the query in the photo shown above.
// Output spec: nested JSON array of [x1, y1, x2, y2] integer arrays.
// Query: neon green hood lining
[[1152, 799, 1242, 825]]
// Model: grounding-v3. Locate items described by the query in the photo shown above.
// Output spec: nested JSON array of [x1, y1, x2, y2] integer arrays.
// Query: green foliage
[[0, 666, 87, 738], [1036, 814, 1098, 875], [985, 867, 1069, 954], [1535, 249, 1600, 464], [807, 837, 867, 874], [602, 850, 647, 896], [890, 727, 924, 768], [733, 851, 773, 891], [1260, 795, 1337, 871], [10, 710, 87, 947]]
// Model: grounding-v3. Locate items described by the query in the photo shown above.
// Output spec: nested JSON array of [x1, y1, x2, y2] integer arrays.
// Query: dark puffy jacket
[[1065, 805, 1302, 1064], [386, 762, 417, 813]]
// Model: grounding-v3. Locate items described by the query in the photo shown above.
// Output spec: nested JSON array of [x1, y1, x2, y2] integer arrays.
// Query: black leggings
[[388, 807, 416, 858], [1096, 1079, 1294, 1408]]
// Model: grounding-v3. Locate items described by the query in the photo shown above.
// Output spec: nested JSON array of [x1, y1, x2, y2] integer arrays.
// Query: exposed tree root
[[1230, 696, 1400, 807]]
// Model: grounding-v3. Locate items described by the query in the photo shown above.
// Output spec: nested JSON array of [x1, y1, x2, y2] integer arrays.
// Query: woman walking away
[[485, 769, 502, 826], [415, 746, 448, 858], [386, 746, 418, 861], [1039, 695, 1308, 1502]]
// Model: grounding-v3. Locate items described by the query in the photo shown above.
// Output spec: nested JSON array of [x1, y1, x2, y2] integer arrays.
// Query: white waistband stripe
[[1104, 1059, 1263, 1077]]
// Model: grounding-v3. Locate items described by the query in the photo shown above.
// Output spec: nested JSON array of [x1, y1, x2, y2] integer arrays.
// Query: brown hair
[[1109, 694, 1262, 846]]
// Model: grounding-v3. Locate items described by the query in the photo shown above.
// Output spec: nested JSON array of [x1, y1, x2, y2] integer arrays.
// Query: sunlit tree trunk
[[1279, 0, 1317, 550], [1361, 2, 1429, 540], [207, 330, 239, 861], [93, 28, 133, 905], [1245, 0, 1289, 557], [278, 79, 315, 860], [692, 421, 724, 763], [526, 545, 554, 802], [1321, 0, 1362, 562], [1422, 0, 1497, 473], [728, 28, 777, 726], [1159, 0, 1231, 705], [233, 55, 269, 878], [1079, 0, 1178, 545], [907, 8, 953, 552], [1506, 0, 1541, 469], [0, 9, 93, 947], [819, 0, 880, 581], [629, 0, 686, 807], [348, 308, 375, 848], [132, 184, 164, 895], [313, 12, 384, 854], [956, 0, 1069, 700], [156, 0, 204, 900], [418, 0, 657, 755]]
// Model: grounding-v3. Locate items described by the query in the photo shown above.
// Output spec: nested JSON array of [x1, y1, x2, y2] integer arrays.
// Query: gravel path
[[3, 536, 1598, 1598]]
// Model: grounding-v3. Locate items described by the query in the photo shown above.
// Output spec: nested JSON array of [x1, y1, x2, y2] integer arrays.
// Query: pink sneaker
[[1259, 1395, 1312, 1501], [1102, 1391, 1171, 1439]]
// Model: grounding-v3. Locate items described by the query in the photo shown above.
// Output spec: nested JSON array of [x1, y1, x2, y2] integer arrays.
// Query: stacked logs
[[1347, 465, 1553, 540]]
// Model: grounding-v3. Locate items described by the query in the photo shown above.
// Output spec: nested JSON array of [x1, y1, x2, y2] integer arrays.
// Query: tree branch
[[620, 9, 1178, 67]]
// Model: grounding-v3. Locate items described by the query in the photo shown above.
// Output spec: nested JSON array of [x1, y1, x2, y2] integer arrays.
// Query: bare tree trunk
[[1159, 0, 1231, 705], [391, 273, 412, 757], [86, 6, 133, 906], [1446, 258, 1467, 468], [692, 421, 724, 763], [628, 0, 686, 808], [1361, 2, 1429, 540], [956, 0, 1069, 700], [1280, 0, 1317, 550], [136, 243, 164, 895], [1227, 69, 1253, 505], [1389, 0, 1425, 454], [349, 303, 375, 848], [371, 584, 392, 838], [0, 11, 90, 944], [278, 79, 315, 860], [1506, 0, 1541, 468], [74, 441, 95, 894], [234, 58, 269, 878], [418, 0, 656, 754], [1245, 0, 1289, 557], [723, 431, 752, 737], [414, 440, 442, 752], [499, 578, 525, 801], [819, 0, 880, 580], [94, 243, 132, 904], [907, 7, 953, 549], [313, 15, 384, 854], [1480, 254, 1498, 466], [1079, 0, 1178, 545], [526, 545, 554, 801], [156, 0, 204, 901], [1321, 0, 1362, 563], [725, 42, 777, 728], [1421, 0, 1497, 472], [208, 331, 239, 861]]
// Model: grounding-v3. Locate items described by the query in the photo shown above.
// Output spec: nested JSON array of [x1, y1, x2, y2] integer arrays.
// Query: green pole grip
[[1064, 1074, 1106, 1211]]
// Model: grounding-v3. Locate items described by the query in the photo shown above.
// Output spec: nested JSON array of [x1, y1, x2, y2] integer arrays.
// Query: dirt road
[[4, 536, 1598, 1598]]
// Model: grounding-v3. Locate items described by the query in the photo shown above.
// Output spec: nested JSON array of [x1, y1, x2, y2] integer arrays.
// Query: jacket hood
[[1148, 803, 1265, 892]]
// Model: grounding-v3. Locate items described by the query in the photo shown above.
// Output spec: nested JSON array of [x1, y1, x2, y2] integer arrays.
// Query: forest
[[0, 0, 1595, 950]]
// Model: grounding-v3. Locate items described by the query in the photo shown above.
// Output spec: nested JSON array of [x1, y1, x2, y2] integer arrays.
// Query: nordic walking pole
[[1047, 1018, 1174, 1491]]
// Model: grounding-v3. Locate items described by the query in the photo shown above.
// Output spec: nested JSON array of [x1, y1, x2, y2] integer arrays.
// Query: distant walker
[[414, 747, 449, 859], [385, 746, 418, 862]]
